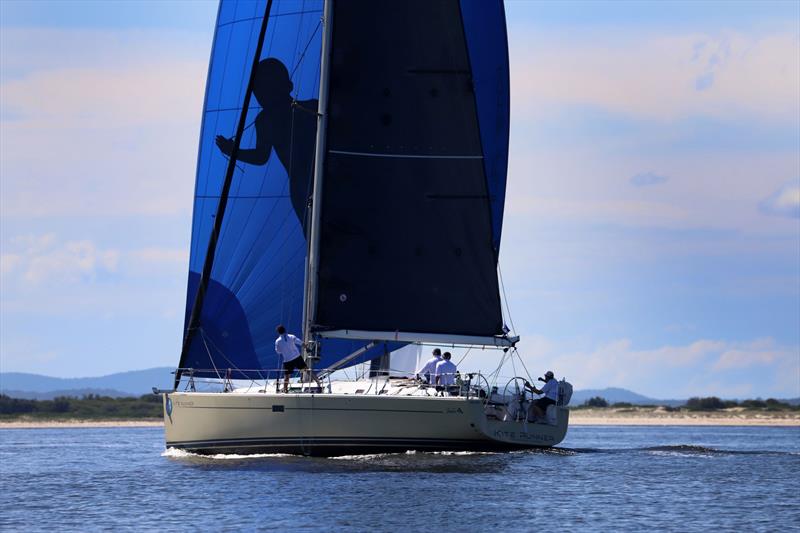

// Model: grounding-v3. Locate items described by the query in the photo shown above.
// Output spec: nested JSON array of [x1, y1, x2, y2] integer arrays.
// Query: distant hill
[[0, 368, 174, 398], [570, 387, 683, 406], [1, 370, 796, 406]]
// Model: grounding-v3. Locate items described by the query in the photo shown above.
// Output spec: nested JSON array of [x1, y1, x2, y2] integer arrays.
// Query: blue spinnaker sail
[[180, 0, 510, 379], [461, 0, 510, 253], [183, 0, 321, 378]]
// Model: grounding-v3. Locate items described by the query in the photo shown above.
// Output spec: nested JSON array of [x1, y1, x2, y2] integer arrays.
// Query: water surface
[[1, 425, 797, 531]]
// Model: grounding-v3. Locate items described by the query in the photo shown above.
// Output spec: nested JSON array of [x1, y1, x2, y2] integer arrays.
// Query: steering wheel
[[502, 377, 529, 401], [502, 377, 530, 421], [465, 373, 491, 404]]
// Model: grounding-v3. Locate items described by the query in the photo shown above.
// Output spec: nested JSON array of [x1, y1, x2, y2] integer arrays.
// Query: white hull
[[163, 387, 569, 456]]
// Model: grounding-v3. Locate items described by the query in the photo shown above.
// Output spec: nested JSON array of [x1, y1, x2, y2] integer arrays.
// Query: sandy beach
[[2, 408, 798, 428], [569, 407, 800, 427], [0, 419, 163, 429]]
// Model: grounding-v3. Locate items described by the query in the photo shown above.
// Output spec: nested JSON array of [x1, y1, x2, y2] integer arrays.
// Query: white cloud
[[506, 337, 800, 399], [0, 28, 206, 218], [630, 171, 669, 187], [760, 181, 800, 219], [712, 338, 787, 370], [504, 146, 800, 243], [127, 247, 189, 276], [511, 31, 800, 122], [1, 234, 187, 287], [2, 234, 119, 284]]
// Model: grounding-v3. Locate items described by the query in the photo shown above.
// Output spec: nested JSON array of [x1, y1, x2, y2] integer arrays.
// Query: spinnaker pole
[[175, 0, 274, 389], [301, 0, 334, 369]]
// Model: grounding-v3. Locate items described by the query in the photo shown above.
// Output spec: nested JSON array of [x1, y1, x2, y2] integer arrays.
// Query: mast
[[302, 0, 334, 367], [175, 0, 274, 389]]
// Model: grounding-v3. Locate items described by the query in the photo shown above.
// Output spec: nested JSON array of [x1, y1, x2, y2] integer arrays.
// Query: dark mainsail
[[177, 0, 511, 382], [313, 0, 509, 338]]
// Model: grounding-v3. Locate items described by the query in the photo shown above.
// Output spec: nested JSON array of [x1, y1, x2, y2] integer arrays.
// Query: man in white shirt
[[525, 371, 559, 421], [275, 325, 307, 393], [434, 352, 458, 389], [415, 348, 442, 384]]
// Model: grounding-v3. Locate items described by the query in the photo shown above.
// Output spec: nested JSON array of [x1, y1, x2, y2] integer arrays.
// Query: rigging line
[[195, 194, 290, 199], [498, 264, 517, 334], [200, 329, 223, 382], [226, 110, 261, 205], [177, 0, 275, 389], [487, 349, 509, 385], [219, 153, 247, 174], [289, 19, 322, 78], [455, 347, 472, 367], [292, 101, 318, 116], [288, 0, 307, 81], [216, 9, 322, 30], [513, 347, 534, 383], [510, 350, 518, 384], [201, 331, 250, 379], [205, 106, 247, 113], [240, 13, 320, 133], [274, 8, 319, 331]]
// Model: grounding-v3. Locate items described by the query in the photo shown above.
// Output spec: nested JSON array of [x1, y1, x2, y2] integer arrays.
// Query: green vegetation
[[571, 396, 799, 412], [685, 396, 736, 410], [583, 396, 609, 408], [0, 394, 162, 420]]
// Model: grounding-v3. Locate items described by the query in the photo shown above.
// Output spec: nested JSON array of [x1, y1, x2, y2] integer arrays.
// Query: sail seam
[[217, 10, 322, 29], [328, 150, 482, 160]]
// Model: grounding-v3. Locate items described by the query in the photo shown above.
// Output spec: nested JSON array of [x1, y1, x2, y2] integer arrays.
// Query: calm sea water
[[1, 425, 798, 531]]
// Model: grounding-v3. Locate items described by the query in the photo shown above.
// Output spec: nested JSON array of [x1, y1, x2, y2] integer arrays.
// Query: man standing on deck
[[275, 325, 307, 393], [525, 371, 559, 421], [434, 352, 458, 393], [415, 348, 442, 384]]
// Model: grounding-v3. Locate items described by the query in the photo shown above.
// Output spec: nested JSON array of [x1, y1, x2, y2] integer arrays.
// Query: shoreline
[[569, 416, 799, 427], [569, 407, 800, 427], [0, 419, 163, 429]]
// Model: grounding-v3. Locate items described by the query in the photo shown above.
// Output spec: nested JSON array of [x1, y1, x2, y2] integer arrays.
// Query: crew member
[[274, 325, 307, 393], [415, 348, 442, 384], [525, 371, 559, 421], [435, 352, 458, 387]]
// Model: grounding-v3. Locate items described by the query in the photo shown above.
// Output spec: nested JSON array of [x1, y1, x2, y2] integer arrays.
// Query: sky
[[1, 0, 798, 399]]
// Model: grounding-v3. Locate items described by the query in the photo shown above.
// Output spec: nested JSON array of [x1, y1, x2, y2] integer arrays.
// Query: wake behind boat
[[161, 0, 572, 456]]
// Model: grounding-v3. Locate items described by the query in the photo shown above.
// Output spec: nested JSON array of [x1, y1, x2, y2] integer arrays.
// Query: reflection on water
[[1, 426, 798, 531]]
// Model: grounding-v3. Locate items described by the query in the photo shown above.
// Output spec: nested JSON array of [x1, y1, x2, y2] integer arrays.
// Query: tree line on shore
[[579, 396, 799, 411], [2, 393, 798, 419], [0, 394, 163, 419]]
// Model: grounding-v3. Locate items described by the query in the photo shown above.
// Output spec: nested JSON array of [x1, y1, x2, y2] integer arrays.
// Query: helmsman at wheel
[[524, 371, 559, 421]]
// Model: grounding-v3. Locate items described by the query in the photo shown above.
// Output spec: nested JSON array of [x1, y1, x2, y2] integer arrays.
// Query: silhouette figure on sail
[[216, 58, 317, 236]]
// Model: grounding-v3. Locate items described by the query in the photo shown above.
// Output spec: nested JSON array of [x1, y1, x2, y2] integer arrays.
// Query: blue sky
[[1, 0, 798, 399]]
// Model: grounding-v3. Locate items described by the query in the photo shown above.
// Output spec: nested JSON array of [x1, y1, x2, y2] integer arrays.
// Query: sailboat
[[161, 0, 571, 456]]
